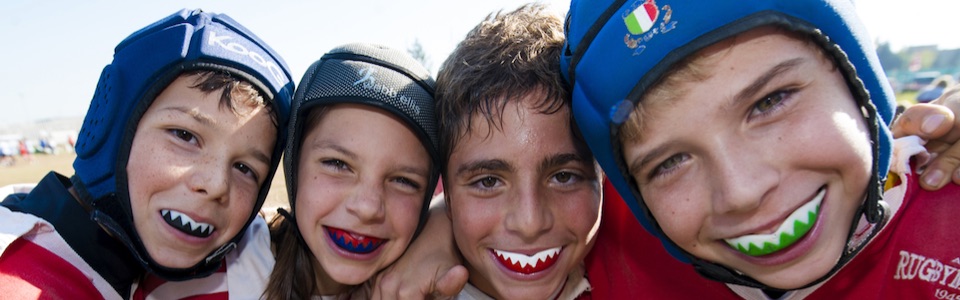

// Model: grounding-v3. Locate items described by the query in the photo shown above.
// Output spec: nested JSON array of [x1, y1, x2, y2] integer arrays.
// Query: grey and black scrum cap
[[284, 43, 440, 233]]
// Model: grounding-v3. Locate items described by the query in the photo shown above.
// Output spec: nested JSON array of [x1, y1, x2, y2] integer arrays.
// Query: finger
[[432, 265, 469, 298], [920, 141, 960, 191], [892, 104, 956, 140], [371, 272, 401, 300]]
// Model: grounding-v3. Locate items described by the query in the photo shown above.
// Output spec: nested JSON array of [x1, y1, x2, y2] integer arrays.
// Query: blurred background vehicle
[[904, 71, 941, 92], [916, 74, 956, 103]]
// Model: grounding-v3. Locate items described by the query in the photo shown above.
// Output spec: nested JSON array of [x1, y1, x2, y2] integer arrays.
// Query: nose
[[504, 185, 553, 241], [188, 163, 229, 202], [710, 142, 777, 215], [345, 179, 386, 223]]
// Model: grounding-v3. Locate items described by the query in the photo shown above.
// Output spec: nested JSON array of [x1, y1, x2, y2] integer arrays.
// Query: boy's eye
[[651, 153, 689, 179], [552, 171, 580, 184], [465, 174, 508, 196], [751, 90, 792, 116], [170, 129, 197, 144], [234, 162, 259, 181], [469, 176, 502, 190], [479, 177, 499, 188]]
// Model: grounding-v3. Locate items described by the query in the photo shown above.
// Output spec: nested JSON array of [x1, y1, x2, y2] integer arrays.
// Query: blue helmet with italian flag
[[561, 0, 894, 291], [71, 8, 294, 280]]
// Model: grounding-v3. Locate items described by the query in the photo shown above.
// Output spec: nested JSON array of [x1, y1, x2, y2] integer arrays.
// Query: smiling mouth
[[325, 226, 385, 254], [724, 188, 825, 256], [492, 247, 562, 274], [161, 209, 215, 238]]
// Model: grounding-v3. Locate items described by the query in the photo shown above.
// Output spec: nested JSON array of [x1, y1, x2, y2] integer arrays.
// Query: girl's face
[[128, 74, 275, 268], [622, 27, 872, 289], [295, 104, 431, 290]]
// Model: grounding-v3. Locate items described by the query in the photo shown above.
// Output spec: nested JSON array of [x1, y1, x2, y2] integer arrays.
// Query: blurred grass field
[[0, 152, 290, 211]]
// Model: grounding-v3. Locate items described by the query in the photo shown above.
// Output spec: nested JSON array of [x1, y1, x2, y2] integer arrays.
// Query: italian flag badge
[[624, 0, 660, 35]]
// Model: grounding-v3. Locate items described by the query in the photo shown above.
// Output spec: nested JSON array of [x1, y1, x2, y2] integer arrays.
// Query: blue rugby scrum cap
[[71, 8, 294, 280], [561, 0, 894, 291]]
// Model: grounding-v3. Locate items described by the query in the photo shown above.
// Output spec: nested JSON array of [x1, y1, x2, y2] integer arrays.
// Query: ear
[[444, 193, 453, 219]]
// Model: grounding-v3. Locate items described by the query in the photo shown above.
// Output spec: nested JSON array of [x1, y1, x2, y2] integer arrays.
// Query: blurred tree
[[407, 39, 434, 75], [876, 41, 903, 72]]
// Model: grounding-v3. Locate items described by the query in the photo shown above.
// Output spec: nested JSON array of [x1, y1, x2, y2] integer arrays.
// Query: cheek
[[559, 190, 601, 237], [228, 188, 258, 226], [295, 190, 341, 228], [640, 188, 705, 244], [294, 177, 341, 224], [448, 196, 496, 245], [386, 195, 424, 237], [126, 140, 164, 210]]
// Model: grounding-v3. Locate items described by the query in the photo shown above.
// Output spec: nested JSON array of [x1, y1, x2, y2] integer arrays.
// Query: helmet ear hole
[[77, 66, 117, 158], [74, 65, 123, 187]]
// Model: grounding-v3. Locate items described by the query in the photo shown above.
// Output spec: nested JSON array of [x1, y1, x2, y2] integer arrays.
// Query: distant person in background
[[16, 140, 31, 163], [0, 9, 294, 299], [66, 135, 75, 153], [0, 142, 11, 167]]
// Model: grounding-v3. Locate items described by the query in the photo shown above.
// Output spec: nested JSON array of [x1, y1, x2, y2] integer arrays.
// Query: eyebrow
[[731, 57, 805, 109], [629, 58, 806, 178], [250, 149, 272, 167], [307, 141, 359, 162], [456, 159, 513, 177], [166, 106, 217, 127], [629, 145, 662, 180], [539, 153, 587, 174]]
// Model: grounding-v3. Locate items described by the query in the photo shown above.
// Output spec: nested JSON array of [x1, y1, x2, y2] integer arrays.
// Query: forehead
[[304, 104, 427, 156], [450, 96, 579, 164], [307, 104, 416, 141], [644, 26, 821, 104]]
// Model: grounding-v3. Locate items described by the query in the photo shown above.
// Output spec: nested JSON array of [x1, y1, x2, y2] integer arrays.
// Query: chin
[[150, 250, 205, 269]]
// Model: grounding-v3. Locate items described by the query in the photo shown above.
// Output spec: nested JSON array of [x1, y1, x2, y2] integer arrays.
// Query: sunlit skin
[[622, 27, 873, 289], [446, 92, 602, 299], [127, 74, 276, 268], [295, 104, 430, 294]]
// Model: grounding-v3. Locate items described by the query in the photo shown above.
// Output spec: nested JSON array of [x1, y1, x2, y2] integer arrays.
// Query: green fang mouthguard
[[724, 190, 823, 256]]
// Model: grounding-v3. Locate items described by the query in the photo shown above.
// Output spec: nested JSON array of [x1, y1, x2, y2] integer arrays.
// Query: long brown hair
[[262, 107, 331, 300]]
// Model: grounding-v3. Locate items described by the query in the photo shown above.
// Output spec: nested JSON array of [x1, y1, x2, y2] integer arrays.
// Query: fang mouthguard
[[161, 209, 214, 238], [326, 226, 385, 254], [493, 247, 562, 274], [724, 188, 825, 256]]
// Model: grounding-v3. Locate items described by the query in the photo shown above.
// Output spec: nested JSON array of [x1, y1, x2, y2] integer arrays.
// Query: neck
[[311, 256, 352, 296]]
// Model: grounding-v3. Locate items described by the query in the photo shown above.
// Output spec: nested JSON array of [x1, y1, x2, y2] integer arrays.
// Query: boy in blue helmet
[[563, 0, 960, 298], [0, 9, 293, 299]]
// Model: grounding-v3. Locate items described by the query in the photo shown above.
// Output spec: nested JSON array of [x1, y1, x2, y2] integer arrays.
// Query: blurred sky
[[0, 0, 958, 126]]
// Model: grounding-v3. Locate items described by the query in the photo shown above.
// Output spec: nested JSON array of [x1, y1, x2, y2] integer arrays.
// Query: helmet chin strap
[[205, 242, 237, 265], [72, 175, 229, 280]]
